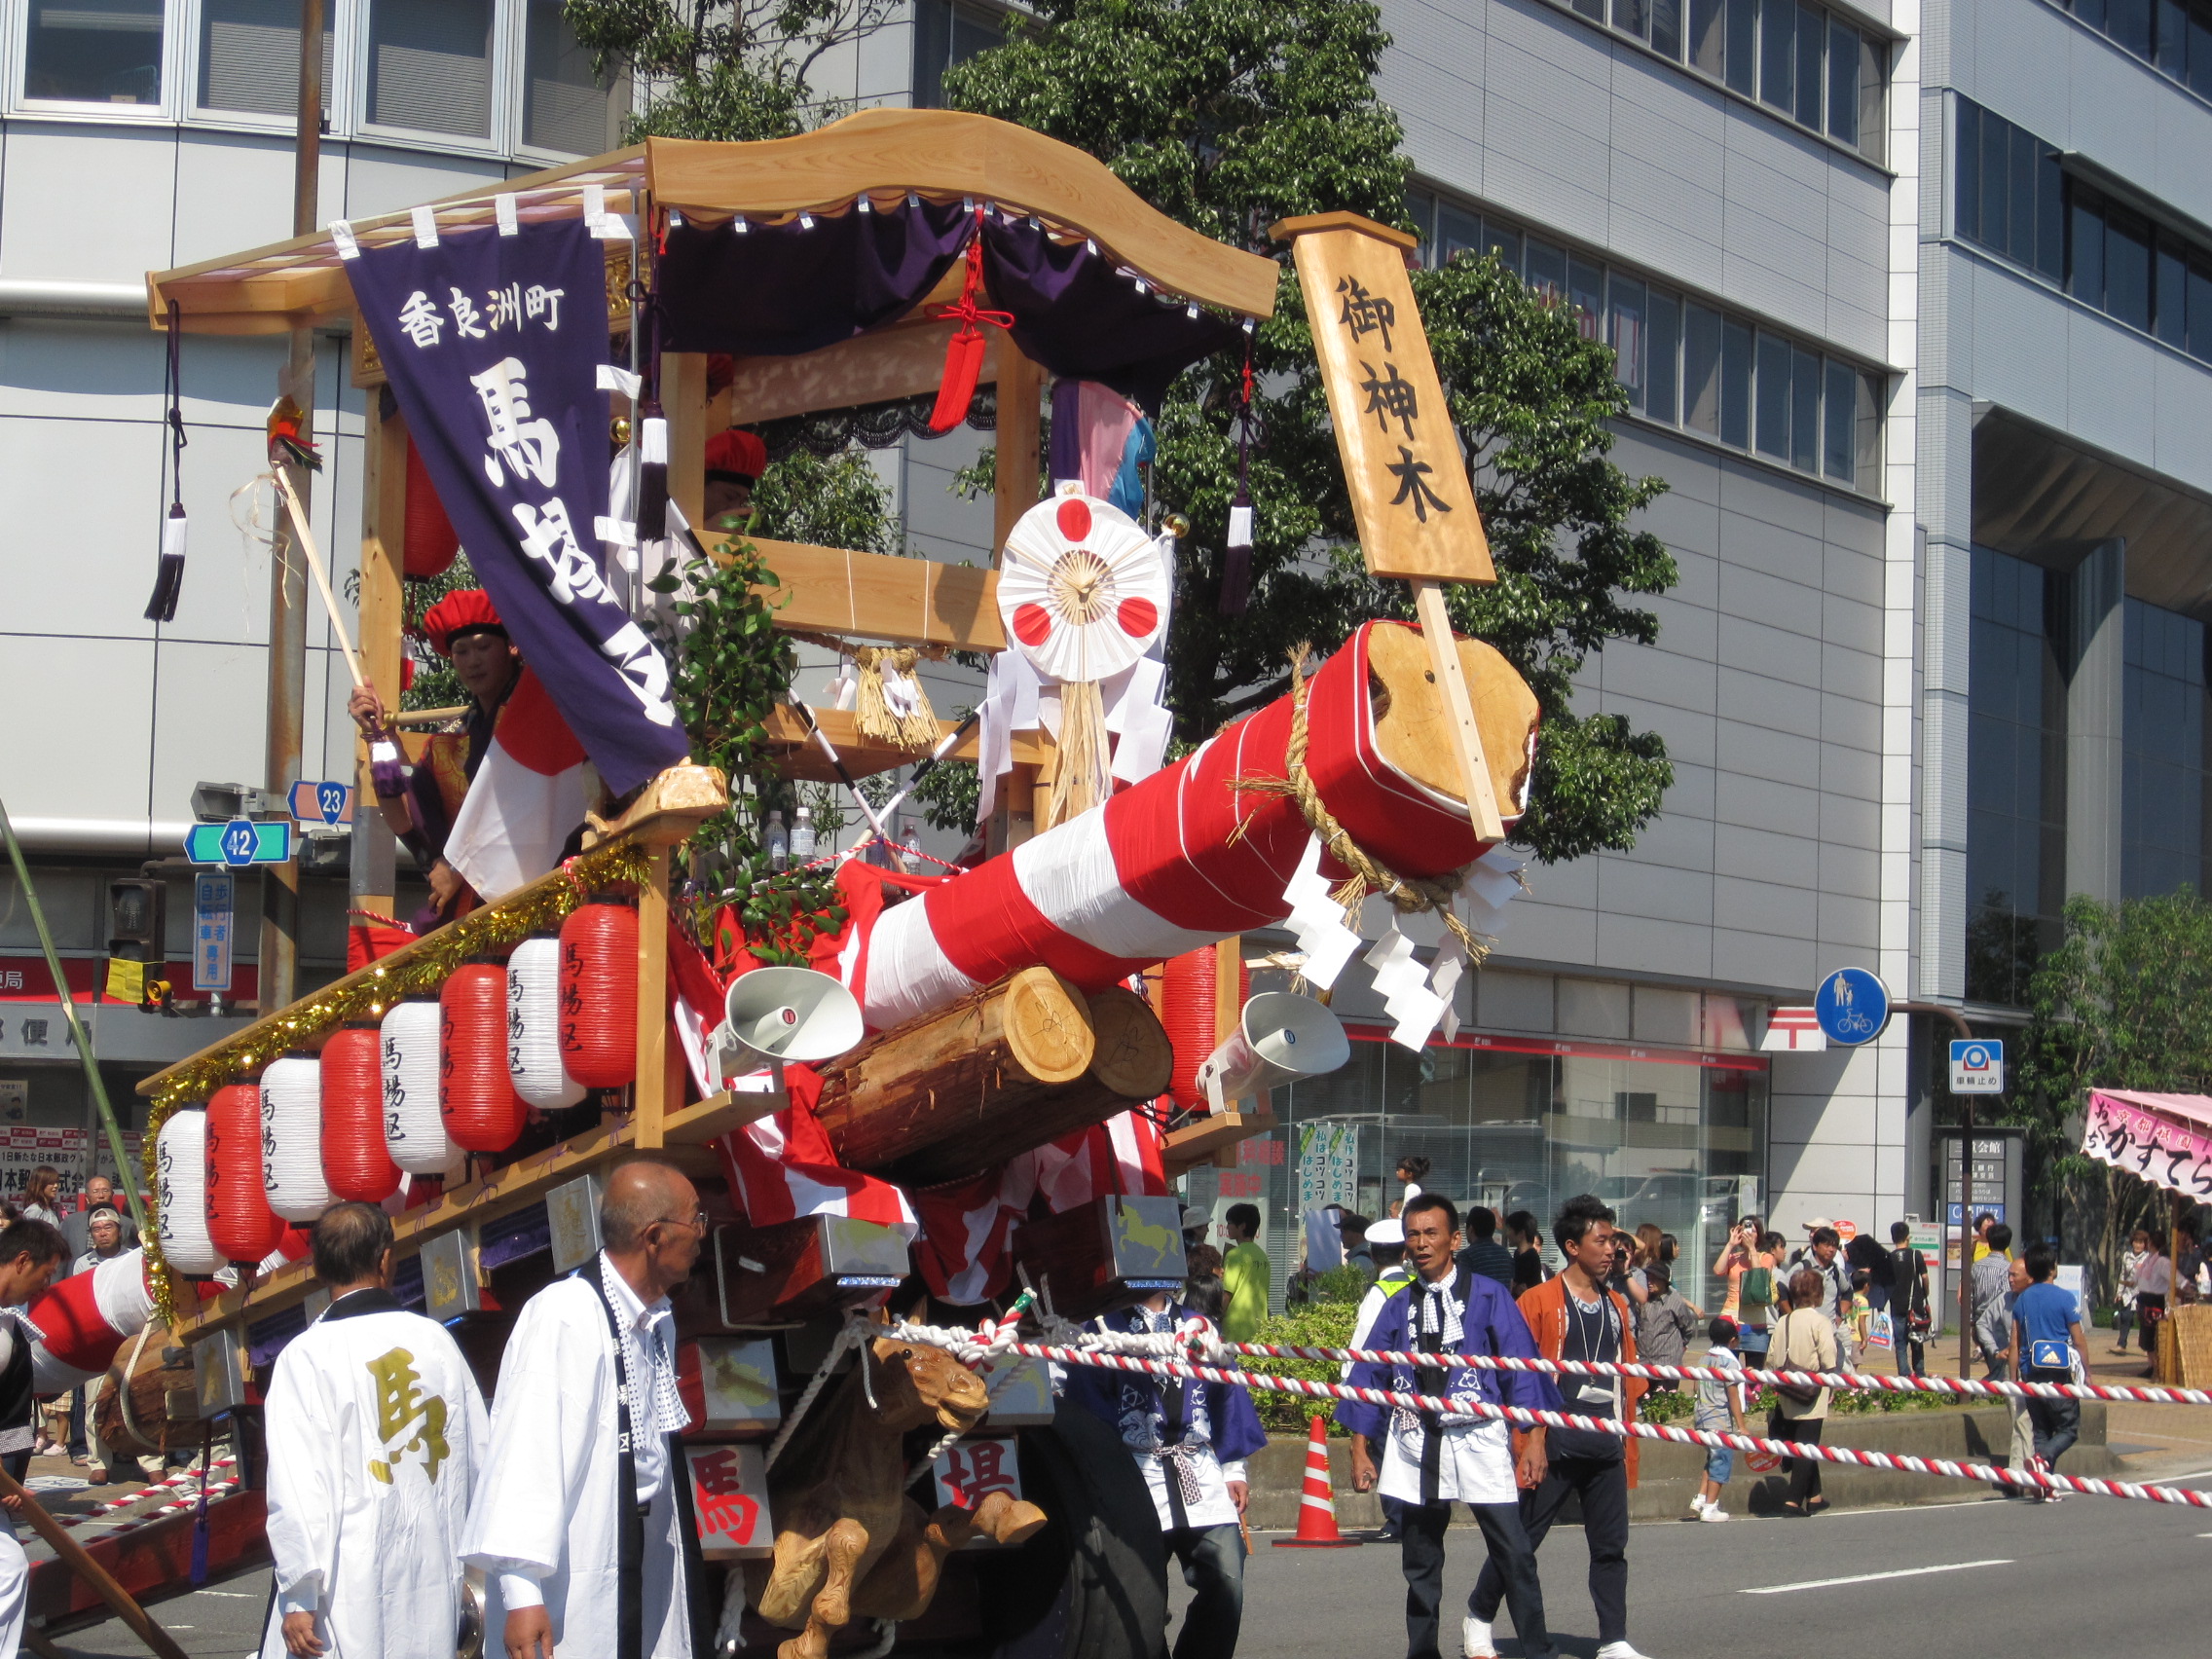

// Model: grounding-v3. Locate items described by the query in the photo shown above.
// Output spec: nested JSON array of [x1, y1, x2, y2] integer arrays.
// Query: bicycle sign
[[1813, 967, 1890, 1047]]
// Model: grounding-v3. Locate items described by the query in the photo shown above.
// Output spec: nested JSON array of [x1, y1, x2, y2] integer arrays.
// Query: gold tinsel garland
[[138, 838, 652, 1325]]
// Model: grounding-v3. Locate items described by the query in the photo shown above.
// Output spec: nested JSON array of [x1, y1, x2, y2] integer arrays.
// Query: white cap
[[1366, 1217, 1405, 1246]]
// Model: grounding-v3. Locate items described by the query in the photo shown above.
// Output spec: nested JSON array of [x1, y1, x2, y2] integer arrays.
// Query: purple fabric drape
[[656, 200, 1243, 414]]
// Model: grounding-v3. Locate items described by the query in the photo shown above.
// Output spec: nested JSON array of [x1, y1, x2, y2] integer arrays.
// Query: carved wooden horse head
[[862, 1332, 990, 1437]]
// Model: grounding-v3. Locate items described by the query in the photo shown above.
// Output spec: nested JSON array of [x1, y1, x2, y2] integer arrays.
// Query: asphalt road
[[31, 1475, 2212, 1657]]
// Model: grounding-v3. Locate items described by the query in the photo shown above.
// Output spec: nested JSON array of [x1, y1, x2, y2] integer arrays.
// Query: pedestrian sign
[[193, 871, 234, 992], [1949, 1038, 2004, 1094], [1813, 968, 1889, 1046], [185, 818, 293, 867], [288, 779, 353, 827]]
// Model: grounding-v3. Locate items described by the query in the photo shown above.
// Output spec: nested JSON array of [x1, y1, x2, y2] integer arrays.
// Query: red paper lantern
[[1162, 946, 1249, 1110], [560, 898, 638, 1088], [321, 1022, 400, 1201], [441, 960, 526, 1153], [402, 432, 461, 579], [205, 1082, 284, 1264]]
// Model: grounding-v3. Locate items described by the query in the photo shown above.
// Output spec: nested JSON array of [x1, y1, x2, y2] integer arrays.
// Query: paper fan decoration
[[998, 493, 1166, 682]]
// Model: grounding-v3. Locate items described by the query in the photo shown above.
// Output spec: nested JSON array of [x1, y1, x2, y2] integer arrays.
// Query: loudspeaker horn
[[1193, 991, 1350, 1110], [706, 966, 866, 1083]]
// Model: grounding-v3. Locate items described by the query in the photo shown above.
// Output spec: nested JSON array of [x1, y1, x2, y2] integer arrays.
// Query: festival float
[[30, 110, 1542, 1657]]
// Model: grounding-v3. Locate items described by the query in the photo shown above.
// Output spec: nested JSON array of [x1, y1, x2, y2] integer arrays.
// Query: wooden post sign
[[1273, 211, 1508, 842]]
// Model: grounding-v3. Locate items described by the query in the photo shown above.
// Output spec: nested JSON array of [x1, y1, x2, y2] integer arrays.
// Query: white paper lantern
[[261, 1053, 333, 1222], [381, 998, 457, 1175], [155, 1109, 222, 1274], [507, 935, 586, 1110]]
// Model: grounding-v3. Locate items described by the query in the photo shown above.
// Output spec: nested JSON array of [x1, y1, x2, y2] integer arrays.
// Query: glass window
[[2109, 0, 2155, 54], [1956, 99, 1980, 243], [1569, 257, 1606, 342], [1979, 112, 2010, 254], [524, 0, 622, 155], [1527, 239, 1567, 308], [1572, 0, 1604, 18], [2123, 598, 2210, 900], [913, 0, 1005, 108], [1726, 0, 1758, 93], [2157, 234, 2191, 348], [1404, 191, 1436, 264], [2157, 0, 2190, 73], [1857, 370, 1883, 484], [1437, 203, 1484, 265], [1826, 18, 1860, 149], [1482, 220, 1524, 277], [2106, 206, 2154, 331], [1647, 287, 1682, 426], [2036, 146, 2065, 280], [1789, 344, 1821, 472], [23, 0, 164, 105], [2193, 10, 2212, 96], [1684, 303, 1723, 435], [1720, 315, 1753, 447], [2190, 259, 2212, 362], [2073, 0, 2107, 27], [1793, 2, 1825, 127], [366, 0, 494, 137], [2071, 193, 2105, 307], [1654, 0, 1685, 58], [1856, 33, 1885, 165], [1754, 330, 1791, 459], [198, 0, 333, 117], [2009, 125, 2040, 269], [1761, 0, 1796, 110], [1691, 0, 1727, 75], [1616, 0, 1653, 41], [1822, 358, 1856, 482], [1609, 276, 1648, 412]]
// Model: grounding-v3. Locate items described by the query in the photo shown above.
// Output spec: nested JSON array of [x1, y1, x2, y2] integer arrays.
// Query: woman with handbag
[[1886, 1220, 1931, 1376], [1769, 1270, 1840, 1517]]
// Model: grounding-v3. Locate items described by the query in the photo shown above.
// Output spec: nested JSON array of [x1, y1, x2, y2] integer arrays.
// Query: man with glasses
[[464, 1158, 717, 1658]]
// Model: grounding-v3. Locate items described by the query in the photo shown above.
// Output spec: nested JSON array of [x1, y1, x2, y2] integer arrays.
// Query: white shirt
[[2139, 1254, 2174, 1296], [597, 1252, 683, 1505], [1101, 1308, 1246, 1531]]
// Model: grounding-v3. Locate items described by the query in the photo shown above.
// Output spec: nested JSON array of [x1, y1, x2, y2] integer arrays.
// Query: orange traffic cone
[[1272, 1415, 1362, 1548]]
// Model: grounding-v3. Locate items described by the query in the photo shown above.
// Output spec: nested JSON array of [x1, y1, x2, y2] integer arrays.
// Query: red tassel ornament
[[321, 1021, 400, 1201], [205, 1081, 284, 1263], [559, 898, 638, 1088], [442, 960, 526, 1152]]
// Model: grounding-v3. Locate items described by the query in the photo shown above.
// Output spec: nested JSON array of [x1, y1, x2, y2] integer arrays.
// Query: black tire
[[968, 1401, 1167, 1659]]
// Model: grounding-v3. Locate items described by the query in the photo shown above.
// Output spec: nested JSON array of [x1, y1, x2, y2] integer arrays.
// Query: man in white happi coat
[[261, 1202, 490, 1659], [0, 1220, 70, 1659], [462, 1158, 713, 1659]]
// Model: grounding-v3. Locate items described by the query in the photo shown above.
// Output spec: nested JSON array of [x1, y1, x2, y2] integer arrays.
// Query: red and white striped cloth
[[715, 1061, 917, 1240], [28, 1247, 155, 1391], [852, 621, 1521, 1029], [445, 668, 592, 903]]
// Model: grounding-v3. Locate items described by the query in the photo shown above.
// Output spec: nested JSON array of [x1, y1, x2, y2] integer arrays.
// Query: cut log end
[[1001, 966, 1094, 1084], [1366, 624, 1539, 817], [1084, 986, 1173, 1099]]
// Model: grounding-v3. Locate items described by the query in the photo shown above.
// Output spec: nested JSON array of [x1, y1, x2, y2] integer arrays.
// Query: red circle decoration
[[402, 434, 461, 580], [1116, 597, 1159, 638], [441, 962, 527, 1153], [1013, 603, 1053, 648], [1055, 498, 1092, 542], [1162, 946, 1250, 1110], [320, 1023, 400, 1201], [560, 899, 639, 1088], [205, 1082, 284, 1263]]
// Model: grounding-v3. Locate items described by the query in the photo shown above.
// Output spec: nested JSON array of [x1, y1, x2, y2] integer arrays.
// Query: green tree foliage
[[2012, 891, 2212, 1292], [945, 0, 1676, 861]]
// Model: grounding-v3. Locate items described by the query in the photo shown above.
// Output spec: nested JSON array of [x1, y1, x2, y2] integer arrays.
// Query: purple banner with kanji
[[347, 218, 686, 794]]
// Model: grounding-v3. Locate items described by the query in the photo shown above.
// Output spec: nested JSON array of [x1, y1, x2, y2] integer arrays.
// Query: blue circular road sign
[[1814, 967, 1890, 1046]]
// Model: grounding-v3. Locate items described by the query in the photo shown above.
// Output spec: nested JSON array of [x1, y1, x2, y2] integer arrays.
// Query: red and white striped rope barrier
[[55, 1479, 244, 1549], [54, 1457, 239, 1530], [1211, 1342, 2212, 1408], [892, 1329, 2212, 1511]]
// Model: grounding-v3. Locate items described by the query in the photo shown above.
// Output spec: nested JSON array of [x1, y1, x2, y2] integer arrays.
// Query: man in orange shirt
[[1468, 1195, 1653, 1659]]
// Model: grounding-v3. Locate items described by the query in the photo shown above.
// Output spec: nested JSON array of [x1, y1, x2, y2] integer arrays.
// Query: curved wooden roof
[[146, 110, 1277, 335]]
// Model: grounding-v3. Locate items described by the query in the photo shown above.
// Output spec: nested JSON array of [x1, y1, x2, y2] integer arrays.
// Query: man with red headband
[[349, 589, 526, 924]]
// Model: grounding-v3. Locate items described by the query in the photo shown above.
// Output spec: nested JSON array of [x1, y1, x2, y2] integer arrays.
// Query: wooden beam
[[633, 847, 672, 1150], [1413, 582, 1507, 842], [993, 345, 1045, 561], [646, 113, 1278, 317], [724, 321, 1001, 427], [738, 536, 1005, 652], [1162, 1111, 1278, 1180], [663, 351, 710, 536], [355, 395, 407, 918]]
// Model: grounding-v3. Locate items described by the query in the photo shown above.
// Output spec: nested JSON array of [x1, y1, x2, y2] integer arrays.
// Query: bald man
[[461, 1160, 716, 1658]]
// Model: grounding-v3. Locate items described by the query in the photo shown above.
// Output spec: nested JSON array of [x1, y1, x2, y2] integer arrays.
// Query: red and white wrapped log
[[28, 1247, 154, 1392], [852, 620, 1537, 1029]]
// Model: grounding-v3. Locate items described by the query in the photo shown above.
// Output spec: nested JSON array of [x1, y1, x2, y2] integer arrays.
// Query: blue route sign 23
[[289, 779, 353, 827], [1814, 967, 1890, 1046]]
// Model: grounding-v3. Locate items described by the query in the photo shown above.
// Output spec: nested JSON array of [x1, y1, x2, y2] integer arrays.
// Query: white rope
[[763, 1324, 860, 1472]]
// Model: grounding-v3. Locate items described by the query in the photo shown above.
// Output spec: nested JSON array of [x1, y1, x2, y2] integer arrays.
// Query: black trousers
[[1471, 1454, 1628, 1645], [1771, 1410, 1825, 1505], [1401, 1500, 1552, 1659], [1163, 1522, 1243, 1659]]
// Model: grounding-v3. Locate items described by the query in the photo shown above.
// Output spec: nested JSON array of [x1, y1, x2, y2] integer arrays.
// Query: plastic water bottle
[[791, 806, 816, 864], [901, 824, 923, 872], [765, 810, 788, 872]]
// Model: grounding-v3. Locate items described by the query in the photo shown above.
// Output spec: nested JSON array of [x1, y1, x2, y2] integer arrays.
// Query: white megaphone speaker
[[706, 967, 865, 1088], [1193, 991, 1350, 1111]]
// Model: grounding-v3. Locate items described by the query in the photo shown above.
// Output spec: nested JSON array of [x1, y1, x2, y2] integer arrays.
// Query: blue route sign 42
[[1814, 967, 1891, 1046], [185, 818, 293, 867]]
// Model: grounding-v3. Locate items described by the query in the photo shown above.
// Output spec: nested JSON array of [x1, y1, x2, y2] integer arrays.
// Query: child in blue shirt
[[1689, 1317, 1747, 1522], [2009, 1242, 2089, 1500]]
